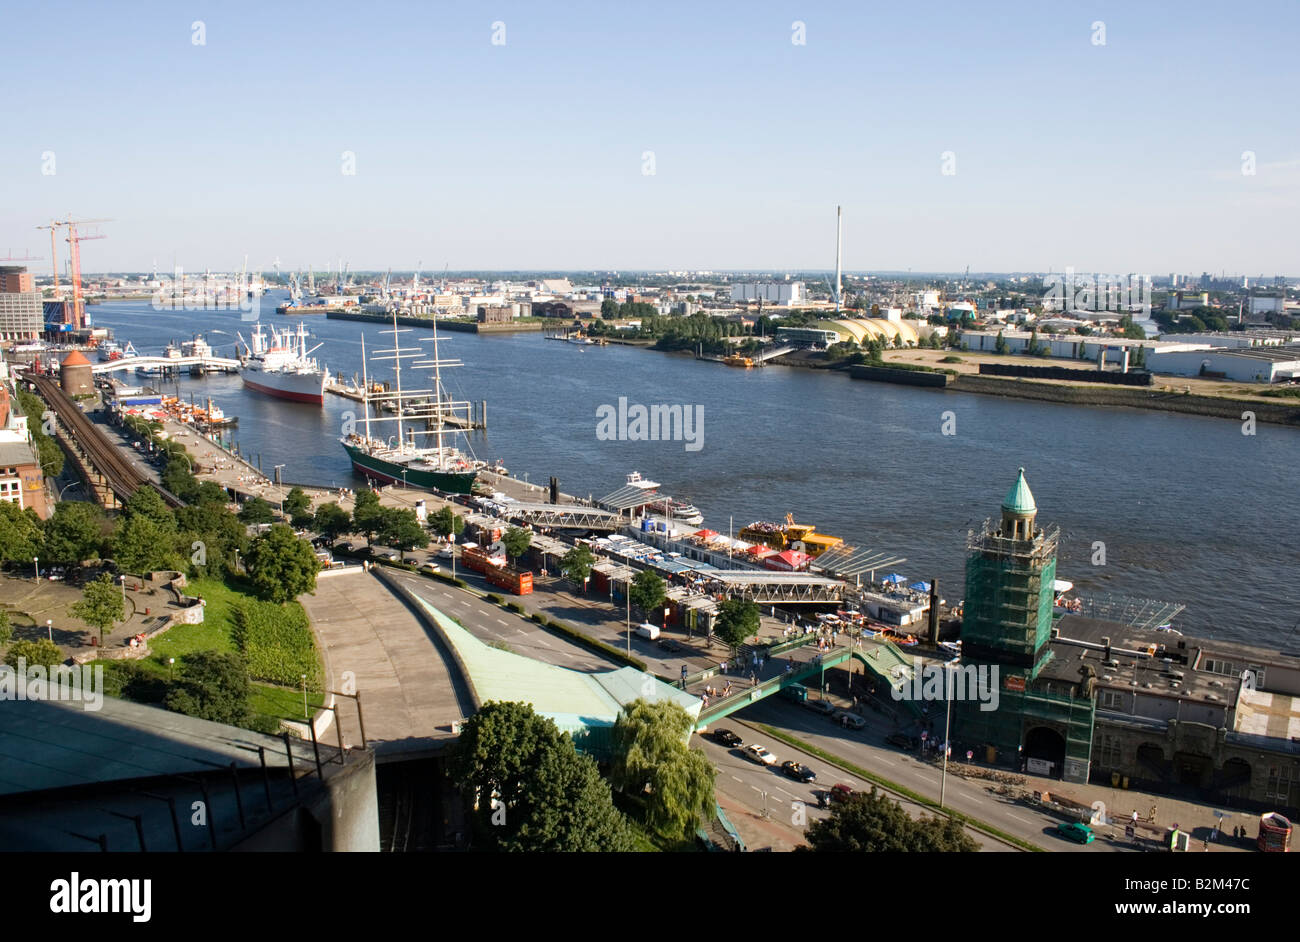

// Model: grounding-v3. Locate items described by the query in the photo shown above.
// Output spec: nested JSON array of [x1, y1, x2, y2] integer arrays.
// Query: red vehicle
[[1257, 812, 1292, 852], [486, 566, 533, 596]]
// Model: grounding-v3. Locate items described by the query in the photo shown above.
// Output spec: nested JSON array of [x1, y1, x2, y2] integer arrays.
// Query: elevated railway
[[28, 375, 184, 509]]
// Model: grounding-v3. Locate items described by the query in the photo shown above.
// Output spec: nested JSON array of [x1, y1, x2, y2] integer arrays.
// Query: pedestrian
[[750, 671, 756, 687]]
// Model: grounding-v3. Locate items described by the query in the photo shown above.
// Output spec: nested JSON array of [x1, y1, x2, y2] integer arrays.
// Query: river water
[[86, 296, 1300, 646]]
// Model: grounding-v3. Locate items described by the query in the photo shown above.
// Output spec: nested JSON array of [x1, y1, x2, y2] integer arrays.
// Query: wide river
[[86, 297, 1299, 646]]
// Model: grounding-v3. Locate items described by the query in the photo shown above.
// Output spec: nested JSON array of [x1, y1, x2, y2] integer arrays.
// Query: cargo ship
[[340, 311, 488, 495], [238, 322, 328, 405], [738, 513, 843, 557]]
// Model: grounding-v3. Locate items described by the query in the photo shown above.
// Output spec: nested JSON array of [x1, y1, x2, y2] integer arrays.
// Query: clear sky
[[3, 0, 1297, 275]]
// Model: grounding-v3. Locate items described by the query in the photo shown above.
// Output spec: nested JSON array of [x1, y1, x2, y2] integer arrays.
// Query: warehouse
[[1145, 346, 1300, 383]]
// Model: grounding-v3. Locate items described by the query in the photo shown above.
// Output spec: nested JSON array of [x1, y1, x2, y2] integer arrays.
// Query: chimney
[[928, 578, 940, 644]]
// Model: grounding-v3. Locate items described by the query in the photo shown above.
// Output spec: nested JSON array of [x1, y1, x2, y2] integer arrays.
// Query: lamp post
[[32, 556, 38, 581], [939, 662, 955, 809], [625, 580, 631, 657], [46, 619, 52, 642], [119, 573, 126, 609], [301, 673, 308, 718], [401, 469, 407, 490], [168, 657, 175, 681]]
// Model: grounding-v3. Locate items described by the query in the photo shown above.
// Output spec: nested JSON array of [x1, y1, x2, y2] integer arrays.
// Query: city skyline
[[3, 1, 1298, 273]]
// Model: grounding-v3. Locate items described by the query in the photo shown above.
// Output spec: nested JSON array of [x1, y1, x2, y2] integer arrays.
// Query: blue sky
[[3, 0, 1297, 274]]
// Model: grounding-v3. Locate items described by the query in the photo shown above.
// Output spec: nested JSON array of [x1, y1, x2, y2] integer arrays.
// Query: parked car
[[419, 563, 441, 575], [436, 544, 454, 559], [835, 711, 866, 730], [380, 552, 399, 562], [805, 698, 836, 716], [885, 733, 920, 751], [745, 744, 777, 766], [1055, 822, 1095, 845], [657, 637, 684, 654], [710, 728, 743, 748], [335, 541, 354, 553], [781, 760, 816, 783]]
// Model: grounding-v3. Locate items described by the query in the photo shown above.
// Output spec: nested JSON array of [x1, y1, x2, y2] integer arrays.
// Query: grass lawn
[[146, 576, 243, 663], [249, 682, 327, 722]]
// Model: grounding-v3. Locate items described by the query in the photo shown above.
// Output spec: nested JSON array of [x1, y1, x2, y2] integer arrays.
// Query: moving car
[[781, 761, 816, 783], [419, 563, 441, 575], [436, 544, 454, 559], [745, 744, 777, 766], [1055, 822, 1095, 845], [804, 698, 836, 716], [636, 622, 661, 640], [829, 783, 855, 804], [710, 728, 743, 748]]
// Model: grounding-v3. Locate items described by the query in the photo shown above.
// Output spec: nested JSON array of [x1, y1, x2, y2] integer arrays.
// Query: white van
[[636, 622, 661, 640]]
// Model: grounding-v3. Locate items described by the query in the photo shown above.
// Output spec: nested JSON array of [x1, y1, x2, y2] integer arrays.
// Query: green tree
[[4, 637, 64, 670], [1117, 314, 1147, 340], [15, 388, 64, 478], [175, 500, 246, 577], [449, 701, 634, 852], [112, 514, 181, 575], [600, 298, 619, 319], [282, 486, 312, 518], [501, 526, 532, 564], [994, 330, 1008, 355], [238, 497, 276, 526], [428, 504, 465, 540], [378, 507, 427, 561], [0, 608, 11, 648], [629, 569, 666, 616], [122, 486, 176, 531], [799, 787, 979, 852], [610, 699, 715, 838], [312, 502, 353, 543], [43, 501, 106, 565], [69, 572, 126, 646], [352, 489, 386, 547], [165, 651, 252, 727], [714, 598, 759, 651], [561, 544, 596, 588], [246, 524, 319, 603], [0, 500, 45, 564]]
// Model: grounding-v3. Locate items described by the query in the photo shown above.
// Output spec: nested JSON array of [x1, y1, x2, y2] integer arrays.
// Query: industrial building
[[0, 266, 44, 342], [1144, 346, 1300, 383], [730, 282, 805, 305]]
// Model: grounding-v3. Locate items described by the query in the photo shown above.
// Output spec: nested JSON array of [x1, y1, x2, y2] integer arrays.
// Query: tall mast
[[432, 317, 444, 470], [361, 333, 371, 442], [391, 309, 404, 447]]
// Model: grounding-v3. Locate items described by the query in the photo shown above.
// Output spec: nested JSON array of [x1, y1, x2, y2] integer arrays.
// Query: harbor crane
[[36, 217, 110, 329]]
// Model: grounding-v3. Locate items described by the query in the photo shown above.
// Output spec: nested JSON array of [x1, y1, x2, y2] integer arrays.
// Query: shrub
[[485, 593, 504, 605], [507, 602, 525, 615]]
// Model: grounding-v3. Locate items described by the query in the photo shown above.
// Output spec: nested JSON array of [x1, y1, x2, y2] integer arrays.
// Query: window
[[1098, 735, 1122, 767], [1266, 766, 1293, 803], [1100, 689, 1126, 710], [1201, 657, 1235, 677]]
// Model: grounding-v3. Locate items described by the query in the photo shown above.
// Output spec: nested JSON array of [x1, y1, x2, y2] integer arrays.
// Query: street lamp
[[46, 619, 52, 642], [301, 673, 308, 718], [625, 580, 631, 657], [168, 657, 175, 680], [119, 574, 126, 609], [939, 662, 955, 809], [32, 556, 38, 581], [401, 469, 407, 489]]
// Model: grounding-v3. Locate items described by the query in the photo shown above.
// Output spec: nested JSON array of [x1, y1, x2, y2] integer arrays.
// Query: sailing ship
[[340, 311, 488, 494]]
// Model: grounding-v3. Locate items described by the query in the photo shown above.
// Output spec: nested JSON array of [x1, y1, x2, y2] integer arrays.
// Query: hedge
[[231, 599, 323, 689], [543, 618, 646, 671]]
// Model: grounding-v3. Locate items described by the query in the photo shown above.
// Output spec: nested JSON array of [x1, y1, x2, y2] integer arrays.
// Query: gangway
[[92, 355, 240, 375]]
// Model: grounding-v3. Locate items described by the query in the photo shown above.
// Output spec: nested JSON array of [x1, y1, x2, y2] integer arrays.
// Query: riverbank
[[323, 310, 546, 332]]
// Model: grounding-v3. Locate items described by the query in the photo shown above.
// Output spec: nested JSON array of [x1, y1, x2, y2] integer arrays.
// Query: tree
[[0, 609, 11, 648], [0, 500, 44, 564], [378, 507, 427, 561], [69, 573, 125, 646], [561, 544, 596, 587], [629, 569, 666, 616], [610, 699, 715, 838], [352, 489, 386, 547], [428, 504, 465, 540], [122, 486, 176, 532], [600, 298, 619, 319], [800, 786, 979, 852], [43, 501, 106, 565], [994, 330, 1008, 354], [501, 526, 532, 564], [237, 497, 276, 526], [245, 524, 319, 603], [313, 502, 353, 543], [714, 598, 759, 651], [4, 638, 64, 670], [1118, 314, 1148, 340], [175, 500, 246, 578], [112, 513, 182, 575], [449, 701, 634, 852], [282, 486, 312, 518], [165, 651, 252, 727]]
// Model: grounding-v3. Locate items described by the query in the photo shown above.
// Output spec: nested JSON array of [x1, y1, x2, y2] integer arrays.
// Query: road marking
[[496, 619, 508, 626]]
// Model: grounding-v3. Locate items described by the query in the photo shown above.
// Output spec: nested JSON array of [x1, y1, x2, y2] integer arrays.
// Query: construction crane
[[36, 217, 110, 329], [0, 250, 42, 262]]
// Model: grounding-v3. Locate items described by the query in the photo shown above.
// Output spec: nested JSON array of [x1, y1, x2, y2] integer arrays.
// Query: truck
[[462, 545, 532, 595]]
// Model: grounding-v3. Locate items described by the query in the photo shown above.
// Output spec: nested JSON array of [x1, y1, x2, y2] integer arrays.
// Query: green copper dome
[[1001, 467, 1036, 515]]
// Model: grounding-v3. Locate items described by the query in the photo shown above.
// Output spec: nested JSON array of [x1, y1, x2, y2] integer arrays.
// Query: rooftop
[[1001, 467, 1036, 514]]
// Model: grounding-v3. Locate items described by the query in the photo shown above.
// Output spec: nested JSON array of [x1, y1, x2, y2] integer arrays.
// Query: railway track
[[28, 375, 183, 508]]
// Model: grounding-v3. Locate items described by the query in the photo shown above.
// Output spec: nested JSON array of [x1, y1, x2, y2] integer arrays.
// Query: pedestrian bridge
[[92, 355, 240, 375], [503, 501, 623, 533], [690, 638, 924, 730]]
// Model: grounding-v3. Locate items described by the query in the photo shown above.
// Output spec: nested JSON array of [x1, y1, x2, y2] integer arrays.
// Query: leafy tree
[[194, 480, 230, 506], [800, 787, 979, 852], [238, 497, 276, 525], [246, 524, 319, 603], [1117, 314, 1148, 340], [175, 500, 246, 577], [122, 486, 176, 532], [4, 637, 63, 670], [165, 651, 252, 727], [561, 544, 596, 587], [0, 608, 11, 648], [600, 298, 619, 319], [15, 388, 63, 478], [378, 507, 427, 561], [160, 456, 200, 502], [629, 569, 666, 616], [69, 572, 125, 646], [449, 701, 634, 852], [352, 489, 386, 547], [0, 500, 45, 564], [282, 486, 312, 518], [43, 501, 106, 565], [112, 514, 182, 575], [501, 526, 532, 564], [714, 598, 759, 651], [428, 504, 465, 540], [313, 502, 353, 542], [994, 330, 1008, 354], [610, 699, 715, 838]]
